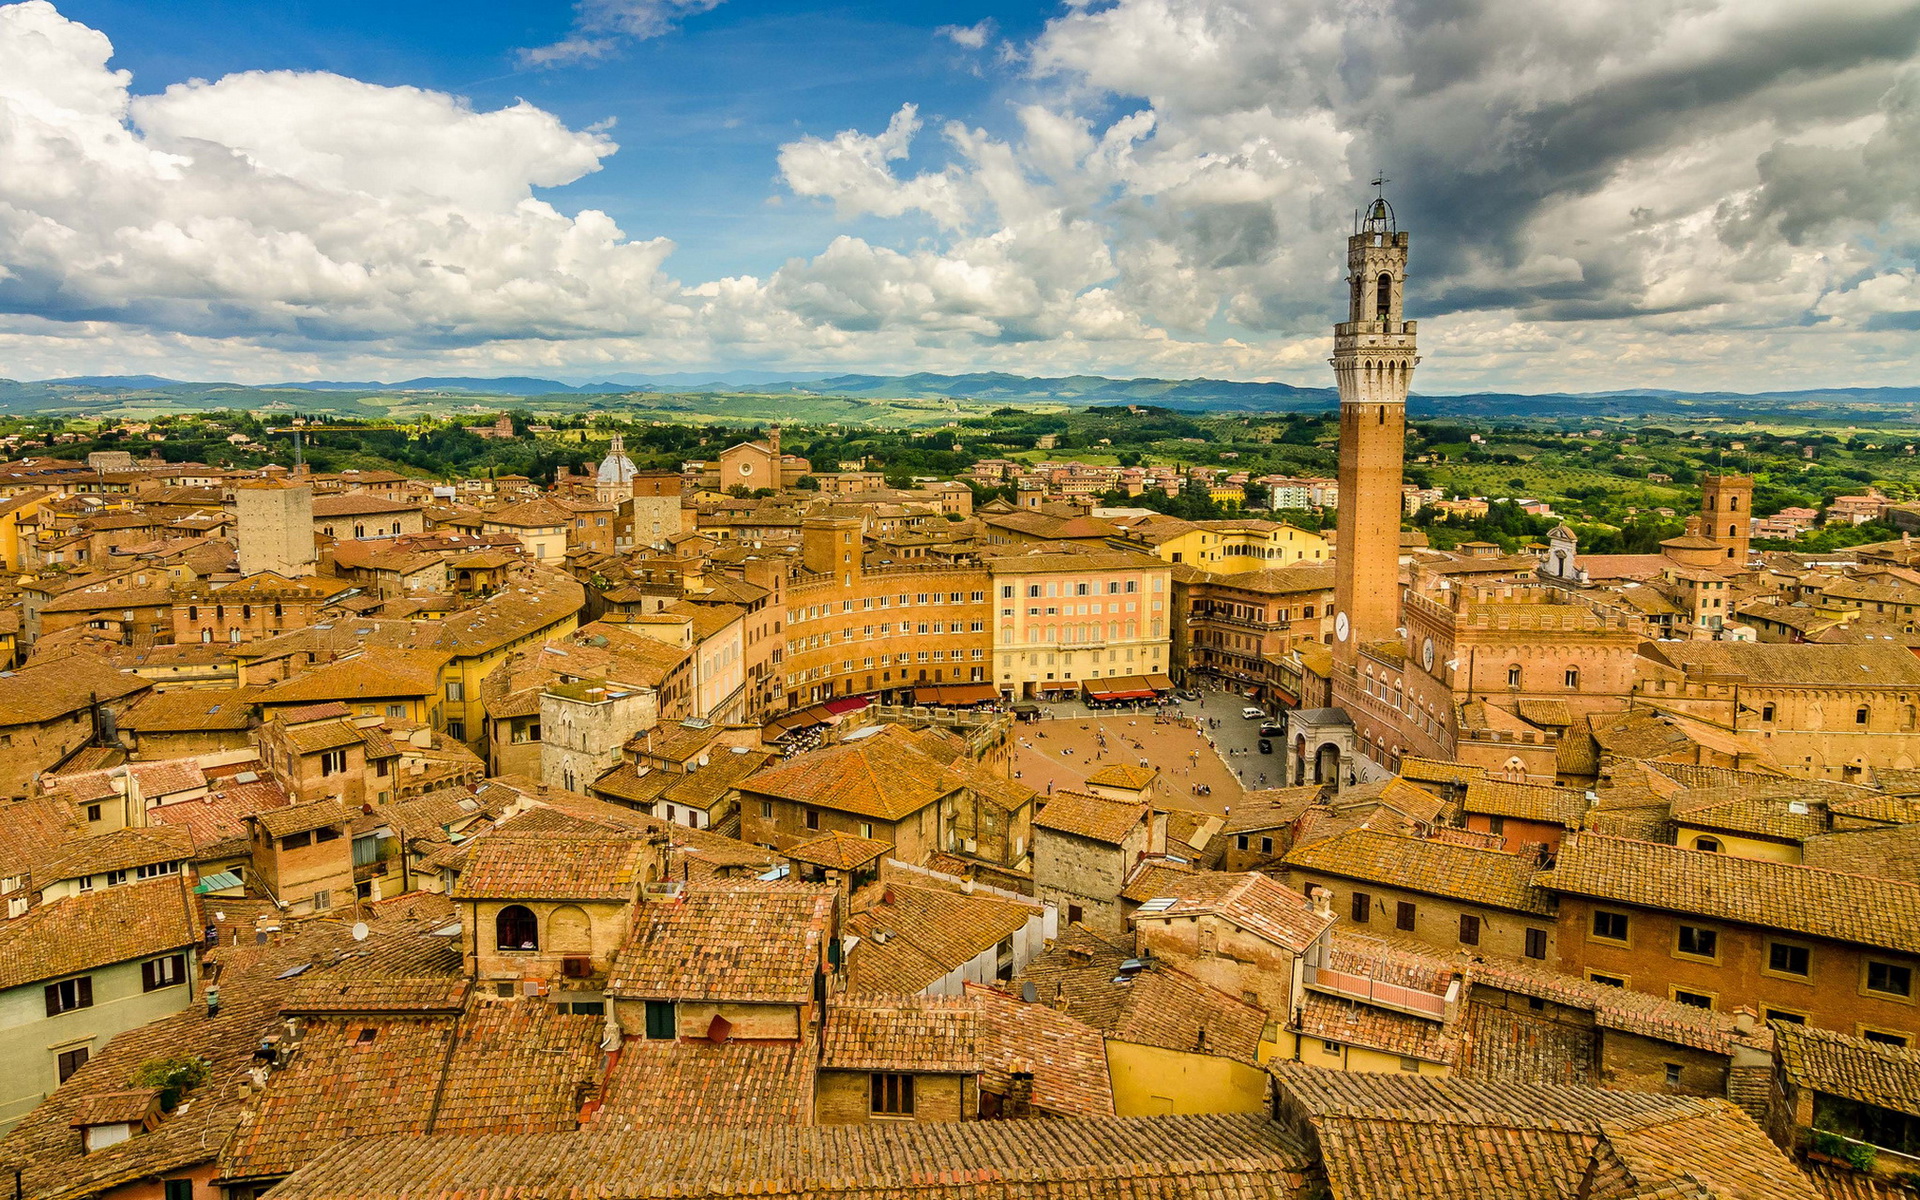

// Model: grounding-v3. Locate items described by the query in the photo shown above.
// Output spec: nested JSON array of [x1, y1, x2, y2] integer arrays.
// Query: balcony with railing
[[1301, 937, 1457, 1022]]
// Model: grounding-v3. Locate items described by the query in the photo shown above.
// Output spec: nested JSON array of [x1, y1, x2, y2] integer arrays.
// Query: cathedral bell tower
[[1331, 191, 1418, 664]]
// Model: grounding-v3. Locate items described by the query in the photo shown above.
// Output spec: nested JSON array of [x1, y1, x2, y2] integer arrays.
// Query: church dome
[[597, 434, 636, 484]]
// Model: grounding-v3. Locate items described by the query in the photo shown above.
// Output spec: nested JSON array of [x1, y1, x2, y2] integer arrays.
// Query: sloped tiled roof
[[255, 799, 350, 840], [1014, 925, 1266, 1065], [267, 1115, 1311, 1200], [1284, 828, 1554, 915], [1775, 1022, 1920, 1118], [1132, 870, 1333, 953], [0, 876, 197, 990], [1033, 790, 1147, 844], [41, 826, 193, 882], [591, 1039, 816, 1128], [845, 882, 1041, 994], [607, 886, 833, 1004], [966, 982, 1115, 1118], [821, 993, 981, 1074], [740, 725, 965, 821], [449, 835, 644, 902], [1463, 778, 1590, 828], [1542, 833, 1920, 954], [785, 830, 893, 870]]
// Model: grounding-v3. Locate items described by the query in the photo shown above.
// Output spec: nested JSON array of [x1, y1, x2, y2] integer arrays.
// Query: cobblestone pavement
[[1007, 687, 1290, 816]]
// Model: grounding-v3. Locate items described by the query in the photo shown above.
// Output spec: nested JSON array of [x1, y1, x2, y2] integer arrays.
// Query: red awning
[[823, 696, 871, 715]]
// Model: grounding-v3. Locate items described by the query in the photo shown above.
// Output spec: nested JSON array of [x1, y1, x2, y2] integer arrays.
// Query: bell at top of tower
[[1360, 195, 1395, 235]]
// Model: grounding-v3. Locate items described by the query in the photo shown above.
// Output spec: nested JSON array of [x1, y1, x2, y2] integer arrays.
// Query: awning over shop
[[764, 704, 836, 737], [1145, 673, 1176, 691], [913, 683, 999, 706], [823, 695, 871, 715], [1083, 675, 1160, 702]]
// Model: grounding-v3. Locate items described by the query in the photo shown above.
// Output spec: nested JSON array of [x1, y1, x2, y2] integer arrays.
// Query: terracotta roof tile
[[1284, 828, 1554, 915], [255, 799, 350, 840], [742, 726, 966, 821], [0, 876, 197, 990], [266, 1115, 1311, 1200], [1033, 790, 1147, 844], [1542, 832, 1920, 954], [844, 881, 1040, 995], [607, 886, 833, 1004], [1775, 1022, 1920, 1118], [449, 834, 645, 902], [1130, 870, 1333, 953], [822, 993, 981, 1073], [966, 982, 1115, 1118], [591, 1039, 816, 1128], [785, 830, 894, 870]]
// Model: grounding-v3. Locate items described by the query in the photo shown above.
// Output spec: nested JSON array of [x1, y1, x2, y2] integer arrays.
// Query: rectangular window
[[1664, 1063, 1683, 1086], [44, 976, 93, 1016], [761, 801, 773, 819], [1525, 928, 1548, 960], [1350, 892, 1371, 923], [142, 954, 187, 992], [1395, 901, 1416, 932], [1591, 910, 1629, 943], [871, 1072, 915, 1115], [445, 680, 464, 701], [1866, 961, 1913, 998], [1764, 1008, 1806, 1025], [1767, 942, 1809, 977], [643, 1000, 676, 1040], [1067, 903, 1083, 925], [1459, 915, 1481, 946], [446, 720, 466, 741], [320, 749, 347, 776], [806, 809, 820, 830], [282, 830, 312, 850], [1672, 988, 1713, 1010], [57, 1046, 89, 1083], [1588, 972, 1626, 988], [1675, 925, 1718, 960], [1861, 1029, 1910, 1048]]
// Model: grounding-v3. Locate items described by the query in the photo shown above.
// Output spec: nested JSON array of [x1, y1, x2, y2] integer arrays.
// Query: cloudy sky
[[2, 0, 1917, 392]]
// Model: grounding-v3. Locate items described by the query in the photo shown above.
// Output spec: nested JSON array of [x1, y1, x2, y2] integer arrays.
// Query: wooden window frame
[[870, 1072, 916, 1116], [1589, 909, 1630, 947], [1673, 924, 1720, 964], [1763, 940, 1811, 982]]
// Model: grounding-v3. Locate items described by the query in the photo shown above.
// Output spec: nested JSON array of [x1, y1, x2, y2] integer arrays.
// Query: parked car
[[1175, 689, 1202, 702], [1241, 706, 1266, 720], [1258, 738, 1273, 754]]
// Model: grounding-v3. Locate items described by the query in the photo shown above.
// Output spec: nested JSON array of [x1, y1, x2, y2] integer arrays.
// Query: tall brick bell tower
[[1331, 190, 1417, 665]]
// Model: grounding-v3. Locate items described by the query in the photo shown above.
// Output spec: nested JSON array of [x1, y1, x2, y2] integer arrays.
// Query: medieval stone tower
[[1699, 474, 1752, 564], [1331, 194, 1418, 662]]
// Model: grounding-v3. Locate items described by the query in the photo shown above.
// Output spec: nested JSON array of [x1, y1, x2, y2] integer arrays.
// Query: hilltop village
[[0, 212, 1917, 1200]]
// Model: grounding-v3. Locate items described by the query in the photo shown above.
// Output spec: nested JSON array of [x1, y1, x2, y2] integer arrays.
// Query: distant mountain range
[[4, 372, 1918, 423]]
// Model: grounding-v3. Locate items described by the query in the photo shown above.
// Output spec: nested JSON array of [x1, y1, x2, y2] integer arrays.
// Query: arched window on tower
[[1376, 272, 1392, 321], [1506, 664, 1521, 688], [1729, 496, 1740, 511]]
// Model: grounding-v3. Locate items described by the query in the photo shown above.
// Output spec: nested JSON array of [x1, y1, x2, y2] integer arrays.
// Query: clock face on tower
[[1334, 612, 1350, 642], [1421, 637, 1435, 672]]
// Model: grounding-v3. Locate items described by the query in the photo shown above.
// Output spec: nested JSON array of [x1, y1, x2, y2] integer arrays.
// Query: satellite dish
[[351, 922, 369, 942]]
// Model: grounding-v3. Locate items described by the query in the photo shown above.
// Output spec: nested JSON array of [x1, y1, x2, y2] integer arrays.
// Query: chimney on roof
[[1006, 1070, 1035, 1118], [1308, 886, 1333, 919], [1733, 1008, 1757, 1035]]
